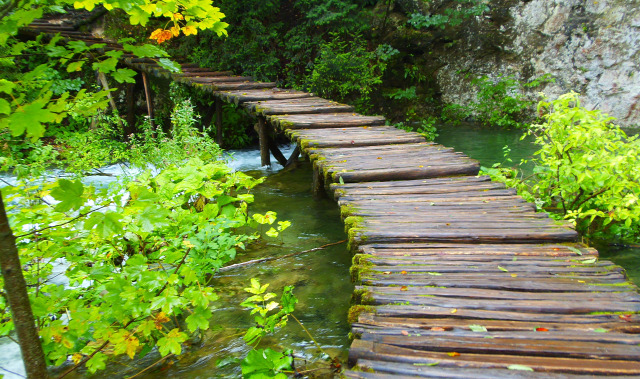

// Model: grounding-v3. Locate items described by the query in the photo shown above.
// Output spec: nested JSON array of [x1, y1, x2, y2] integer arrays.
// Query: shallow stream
[[1, 124, 639, 378]]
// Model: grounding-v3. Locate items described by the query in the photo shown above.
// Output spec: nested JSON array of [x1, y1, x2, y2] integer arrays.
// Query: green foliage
[[0, 156, 264, 371], [443, 74, 554, 128], [408, 0, 489, 30], [169, 0, 372, 86], [486, 92, 640, 242], [306, 34, 390, 113], [239, 278, 344, 377], [241, 279, 297, 347], [393, 117, 438, 141]]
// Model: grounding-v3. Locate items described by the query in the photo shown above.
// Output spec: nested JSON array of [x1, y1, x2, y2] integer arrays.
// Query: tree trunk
[[0, 193, 49, 378]]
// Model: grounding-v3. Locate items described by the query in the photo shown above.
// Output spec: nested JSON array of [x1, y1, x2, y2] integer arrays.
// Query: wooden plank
[[244, 97, 354, 115], [355, 328, 640, 345], [358, 243, 597, 257], [348, 360, 636, 378], [201, 81, 277, 91], [333, 164, 480, 184], [360, 275, 627, 292], [354, 314, 640, 333], [268, 113, 386, 129], [178, 76, 253, 83], [358, 294, 639, 314], [217, 88, 312, 104], [350, 228, 578, 245], [349, 340, 640, 375], [360, 333, 640, 360]]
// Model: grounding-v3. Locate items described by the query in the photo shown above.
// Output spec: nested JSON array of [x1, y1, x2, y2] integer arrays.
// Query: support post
[[285, 145, 300, 167], [268, 139, 288, 167], [141, 71, 154, 129], [258, 116, 270, 166], [97, 72, 125, 132], [215, 98, 223, 146], [312, 161, 326, 198]]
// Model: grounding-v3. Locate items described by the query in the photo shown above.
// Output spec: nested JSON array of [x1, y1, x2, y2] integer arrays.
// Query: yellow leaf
[[72, 353, 83, 364], [183, 25, 198, 36], [450, 308, 457, 314], [170, 26, 181, 37], [62, 338, 73, 349], [125, 335, 140, 359]]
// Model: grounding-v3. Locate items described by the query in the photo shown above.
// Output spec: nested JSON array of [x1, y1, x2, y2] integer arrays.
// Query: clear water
[[436, 123, 640, 285]]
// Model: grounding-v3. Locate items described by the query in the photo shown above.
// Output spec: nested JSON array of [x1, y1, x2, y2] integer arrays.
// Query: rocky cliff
[[390, 0, 640, 128]]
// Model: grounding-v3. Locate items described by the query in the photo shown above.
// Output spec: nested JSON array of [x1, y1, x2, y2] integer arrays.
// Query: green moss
[[348, 331, 362, 342], [344, 216, 364, 233], [351, 288, 374, 305], [352, 253, 373, 266], [347, 305, 376, 324], [333, 188, 347, 198], [340, 204, 358, 218], [279, 120, 294, 129], [350, 264, 373, 282]]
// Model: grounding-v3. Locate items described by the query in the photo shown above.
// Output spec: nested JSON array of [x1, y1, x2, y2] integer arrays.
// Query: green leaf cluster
[[408, 0, 489, 30], [0, 155, 264, 372], [486, 92, 640, 242]]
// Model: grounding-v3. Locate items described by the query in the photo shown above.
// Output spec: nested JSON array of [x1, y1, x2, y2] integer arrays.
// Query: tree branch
[[219, 240, 346, 272], [15, 204, 111, 238]]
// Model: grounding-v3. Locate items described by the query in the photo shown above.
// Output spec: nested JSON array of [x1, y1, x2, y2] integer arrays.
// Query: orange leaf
[[431, 327, 445, 331], [400, 270, 407, 275], [400, 286, 408, 291], [447, 352, 460, 357], [535, 327, 549, 332], [401, 330, 409, 336], [620, 314, 633, 321]]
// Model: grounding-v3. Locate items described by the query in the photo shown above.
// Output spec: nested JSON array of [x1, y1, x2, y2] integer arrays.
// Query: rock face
[[398, 0, 640, 128]]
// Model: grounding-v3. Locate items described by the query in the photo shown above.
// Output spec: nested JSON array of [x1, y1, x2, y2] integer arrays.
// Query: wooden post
[[125, 80, 137, 138], [215, 98, 223, 146], [312, 161, 325, 198], [285, 145, 300, 167], [141, 71, 154, 128], [257, 116, 270, 166], [268, 139, 288, 166]]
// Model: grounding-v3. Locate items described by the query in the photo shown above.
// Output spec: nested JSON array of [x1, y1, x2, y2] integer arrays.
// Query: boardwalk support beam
[[312, 161, 326, 198], [258, 116, 270, 166], [141, 71, 154, 129]]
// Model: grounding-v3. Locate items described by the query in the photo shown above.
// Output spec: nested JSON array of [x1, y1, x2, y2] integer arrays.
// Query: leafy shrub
[[444, 74, 554, 128], [487, 92, 640, 242], [408, 0, 489, 30], [1, 157, 264, 372], [306, 34, 388, 113]]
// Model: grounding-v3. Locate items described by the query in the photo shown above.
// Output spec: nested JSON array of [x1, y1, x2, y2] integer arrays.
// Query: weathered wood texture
[[26, 21, 640, 377]]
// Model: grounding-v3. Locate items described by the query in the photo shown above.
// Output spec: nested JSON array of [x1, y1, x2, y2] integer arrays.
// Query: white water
[[0, 144, 296, 379]]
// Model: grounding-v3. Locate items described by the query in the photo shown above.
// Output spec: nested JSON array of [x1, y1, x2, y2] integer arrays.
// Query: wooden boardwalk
[[25, 22, 640, 377]]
